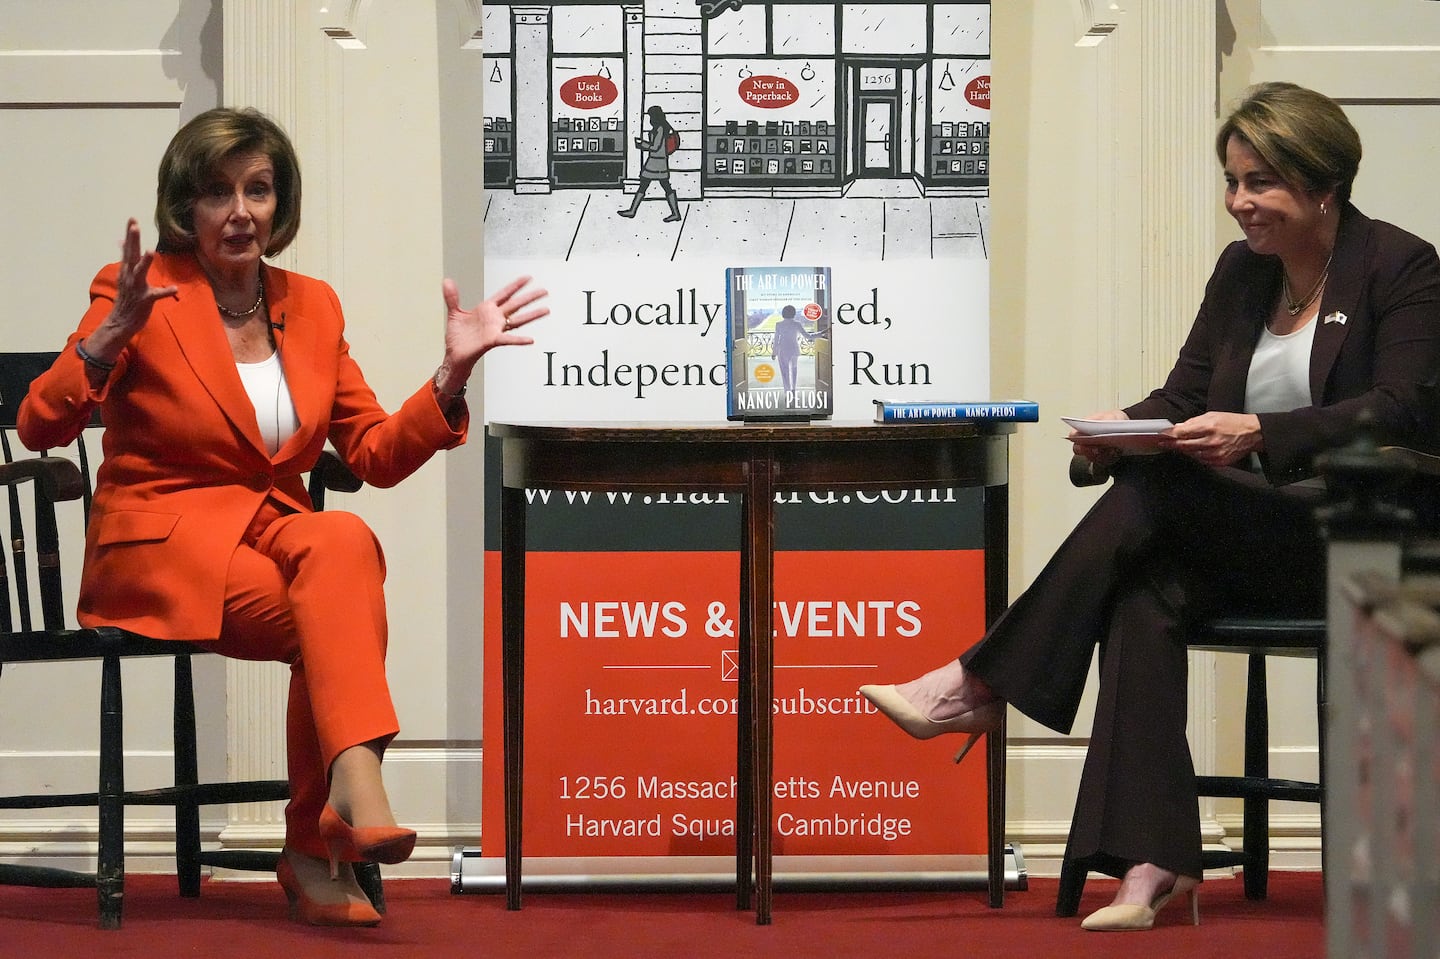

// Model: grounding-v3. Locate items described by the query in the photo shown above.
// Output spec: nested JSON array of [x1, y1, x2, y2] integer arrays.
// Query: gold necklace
[[1281, 253, 1332, 316], [216, 281, 265, 318]]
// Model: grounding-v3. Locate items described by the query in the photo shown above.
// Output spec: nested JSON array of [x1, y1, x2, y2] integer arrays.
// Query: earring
[[1320, 201, 1328, 215]]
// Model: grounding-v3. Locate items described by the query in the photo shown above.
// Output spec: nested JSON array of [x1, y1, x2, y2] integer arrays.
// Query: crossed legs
[[867, 455, 1325, 924], [207, 507, 402, 911]]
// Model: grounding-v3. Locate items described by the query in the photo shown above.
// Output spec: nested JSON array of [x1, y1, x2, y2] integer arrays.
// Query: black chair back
[[0, 352, 79, 634], [0, 349, 380, 928]]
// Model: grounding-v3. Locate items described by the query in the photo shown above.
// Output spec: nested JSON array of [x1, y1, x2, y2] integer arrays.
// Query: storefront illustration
[[481, 1, 990, 211]]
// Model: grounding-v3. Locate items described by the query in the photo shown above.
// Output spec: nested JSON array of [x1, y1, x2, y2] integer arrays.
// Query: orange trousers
[[203, 504, 397, 861]]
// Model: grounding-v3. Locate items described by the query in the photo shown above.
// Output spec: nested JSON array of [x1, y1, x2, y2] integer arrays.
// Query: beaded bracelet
[[75, 340, 117, 372]]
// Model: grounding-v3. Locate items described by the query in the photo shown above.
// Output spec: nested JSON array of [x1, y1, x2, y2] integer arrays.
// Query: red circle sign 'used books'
[[559, 74, 618, 109], [803, 302, 823, 321], [964, 75, 991, 109], [739, 75, 798, 108]]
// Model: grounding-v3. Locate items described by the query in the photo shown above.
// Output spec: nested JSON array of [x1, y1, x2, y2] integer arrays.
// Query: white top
[[1245, 317, 1319, 481], [1245, 318, 1317, 416], [235, 351, 298, 456]]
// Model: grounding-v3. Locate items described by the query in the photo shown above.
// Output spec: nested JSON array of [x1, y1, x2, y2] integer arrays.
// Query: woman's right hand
[[1069, 408, 1129, 468], [82, 219, 178, 364]]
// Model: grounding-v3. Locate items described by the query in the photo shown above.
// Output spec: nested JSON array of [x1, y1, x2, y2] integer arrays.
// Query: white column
[[622, 5, 645, 191], [218, 0, 302, 847], [512, 6, 554, 194], [1136, 0, 1221, 829]]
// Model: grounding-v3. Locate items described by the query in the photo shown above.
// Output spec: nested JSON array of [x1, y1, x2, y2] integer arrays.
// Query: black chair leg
[[354, 862, 386, 914], [1055, 851, 1087, 917], [1242, 654, 1270, 900], [173, 655, 203, 897], [1316, 653, 1328, 894], [97, 654, 125, 930]]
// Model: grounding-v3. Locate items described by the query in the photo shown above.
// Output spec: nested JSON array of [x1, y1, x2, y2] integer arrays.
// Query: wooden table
[[490, 420, 1015, 924]]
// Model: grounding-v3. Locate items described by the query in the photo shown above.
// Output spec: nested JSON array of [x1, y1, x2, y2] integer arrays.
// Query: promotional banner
[[480, 0, 993, 876]]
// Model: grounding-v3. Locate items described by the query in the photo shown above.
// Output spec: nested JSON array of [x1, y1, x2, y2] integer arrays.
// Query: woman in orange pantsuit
[[18, 107, 548, 927]]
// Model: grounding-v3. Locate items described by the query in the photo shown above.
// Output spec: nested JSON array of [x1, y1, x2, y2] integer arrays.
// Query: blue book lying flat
[[873, 399, 1040, 423]]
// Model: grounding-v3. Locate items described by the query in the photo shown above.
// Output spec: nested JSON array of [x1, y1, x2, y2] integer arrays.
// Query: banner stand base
[[449, 846, 1027, 895]]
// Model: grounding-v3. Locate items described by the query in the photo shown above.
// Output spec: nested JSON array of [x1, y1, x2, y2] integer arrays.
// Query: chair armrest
[[311, 450, 362, 494], [0, 455, 85, 503], [1072, 445, 1436, 488], [1378, 445, 1440, 478], [1069, 454, 1112, 488], [306, 450, 362, 511]]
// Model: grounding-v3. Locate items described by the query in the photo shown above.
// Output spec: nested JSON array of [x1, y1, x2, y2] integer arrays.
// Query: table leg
[[501, 483, 527, 910], [983, 481, 1009, 907], [986, 715, 1007, 907], [744, 453, 777, 925], [735, 481, 754, 911]]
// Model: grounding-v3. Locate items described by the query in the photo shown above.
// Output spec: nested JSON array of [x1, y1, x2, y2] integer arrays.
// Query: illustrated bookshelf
[[705, 118, 839, 184], [930, 119, 989, 185], [483, 117, 514, 189], [552, 117, 625, 188]]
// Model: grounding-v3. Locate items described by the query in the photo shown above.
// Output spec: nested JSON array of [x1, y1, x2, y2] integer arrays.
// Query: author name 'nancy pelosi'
[[732, 388, 830, 411]]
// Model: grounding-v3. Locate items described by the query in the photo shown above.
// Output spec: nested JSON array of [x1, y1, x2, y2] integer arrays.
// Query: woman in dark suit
[[19, 107, 547, 927], [861, 82, 1440, 930]]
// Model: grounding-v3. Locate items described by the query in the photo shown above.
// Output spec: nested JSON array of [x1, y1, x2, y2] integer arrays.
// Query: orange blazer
[[18, 253, 467, 641]]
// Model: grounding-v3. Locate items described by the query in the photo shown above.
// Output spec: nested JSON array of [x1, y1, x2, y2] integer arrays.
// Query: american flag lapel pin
[[1323, 311, 1348, 325]]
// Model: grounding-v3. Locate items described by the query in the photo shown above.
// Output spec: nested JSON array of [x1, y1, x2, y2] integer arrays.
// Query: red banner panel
[[481, 548, 988, 858]]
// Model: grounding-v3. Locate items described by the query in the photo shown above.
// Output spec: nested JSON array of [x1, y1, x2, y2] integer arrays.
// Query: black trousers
[[961, 454, 1326, 879]]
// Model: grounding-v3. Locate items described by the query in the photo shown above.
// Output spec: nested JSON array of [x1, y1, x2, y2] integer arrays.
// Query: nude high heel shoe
[[276, 853, 382, 927], [318, 804, 417, 880], [857, 685, 1004, 765], [1080, 875, 1200, 931]]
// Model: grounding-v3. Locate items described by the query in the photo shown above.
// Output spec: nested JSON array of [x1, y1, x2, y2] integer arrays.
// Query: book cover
[[726, 266, 833, 420], [873, 399, 1039, 423]]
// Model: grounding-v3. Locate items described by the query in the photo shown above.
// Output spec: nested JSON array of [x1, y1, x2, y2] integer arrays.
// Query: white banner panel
[[481, 0, 994, 878]]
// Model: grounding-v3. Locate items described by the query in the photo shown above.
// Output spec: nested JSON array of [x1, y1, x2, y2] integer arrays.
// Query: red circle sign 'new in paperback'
[[739, 75, 799, 109]]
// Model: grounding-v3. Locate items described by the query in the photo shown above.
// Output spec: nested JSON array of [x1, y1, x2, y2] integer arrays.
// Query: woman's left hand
[[442, 274, 549, 364], [1161, 411, 1262, 467], [431, 275, 548, 401]]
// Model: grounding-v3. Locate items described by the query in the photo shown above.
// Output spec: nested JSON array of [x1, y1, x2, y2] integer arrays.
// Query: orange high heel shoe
[[276, 854, 382, 927], [319, 804, 417, 879]]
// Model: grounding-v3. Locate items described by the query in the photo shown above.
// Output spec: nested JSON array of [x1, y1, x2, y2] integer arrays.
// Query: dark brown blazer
[[1126, 204, 1440, 484]]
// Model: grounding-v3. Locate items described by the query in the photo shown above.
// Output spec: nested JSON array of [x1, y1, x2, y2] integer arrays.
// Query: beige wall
[[6, 0, 1436, 878], [989, 2, 1227, 869]]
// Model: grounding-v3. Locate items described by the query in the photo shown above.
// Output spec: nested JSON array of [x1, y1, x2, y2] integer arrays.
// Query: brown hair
[[1215, 82, 1361, 204], [154, 107, 301, 255]]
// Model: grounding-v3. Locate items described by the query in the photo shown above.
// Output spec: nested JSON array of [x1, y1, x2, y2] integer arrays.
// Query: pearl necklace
[[216, 282, 265, 318], [1281, 253, 1332, 316]]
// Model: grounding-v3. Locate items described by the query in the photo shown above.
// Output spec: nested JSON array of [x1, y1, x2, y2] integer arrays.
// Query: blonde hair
[[1215, 82, 1361, 204], [155, 107, 301, 255]]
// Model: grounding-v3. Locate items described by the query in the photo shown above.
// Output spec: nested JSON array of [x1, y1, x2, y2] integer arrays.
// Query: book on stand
[[726, 266, 833, 421], [873, 399, 1040, 423]]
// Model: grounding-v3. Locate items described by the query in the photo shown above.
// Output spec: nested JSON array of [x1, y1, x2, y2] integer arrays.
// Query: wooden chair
[[1053, 453, 1324, 915], [0, 351, 378, 928]]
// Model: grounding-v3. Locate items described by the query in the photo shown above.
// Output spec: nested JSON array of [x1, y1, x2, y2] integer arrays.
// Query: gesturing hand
[[111, 218, 179, 333], [441, 275, 549, 370], [100, 218, 178, 344]]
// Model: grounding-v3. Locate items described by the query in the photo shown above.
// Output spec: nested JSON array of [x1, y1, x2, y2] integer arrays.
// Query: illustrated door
[[858, 92, 900, 177]]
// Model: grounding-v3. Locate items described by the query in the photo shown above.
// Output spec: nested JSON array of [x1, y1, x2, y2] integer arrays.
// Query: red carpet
[[0, 872, 1324, 958]]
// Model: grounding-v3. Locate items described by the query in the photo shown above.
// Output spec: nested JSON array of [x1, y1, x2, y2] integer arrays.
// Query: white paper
[[1061, 416, 1174, 436]]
